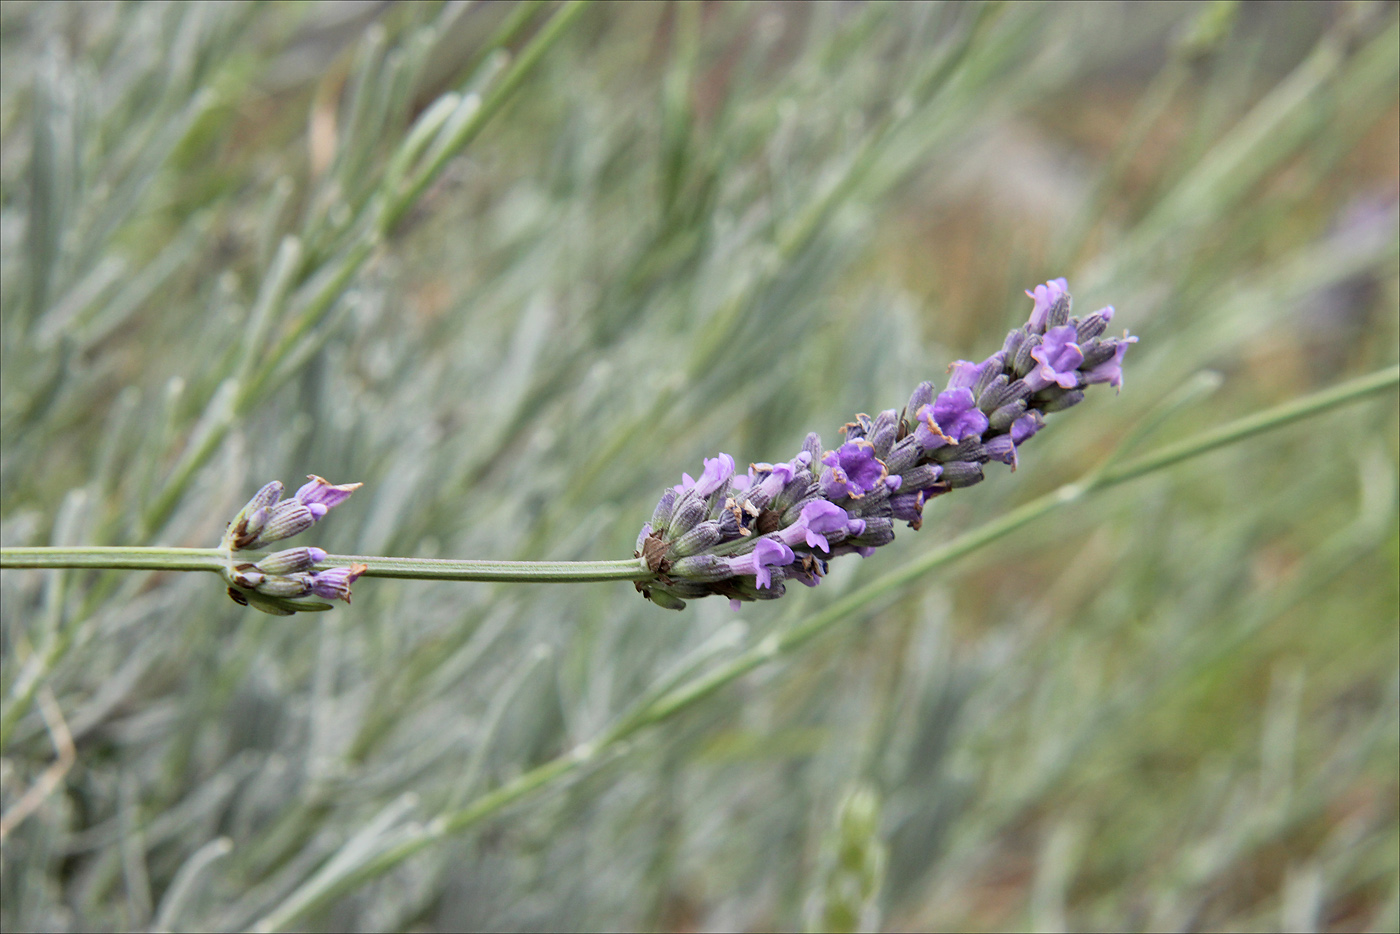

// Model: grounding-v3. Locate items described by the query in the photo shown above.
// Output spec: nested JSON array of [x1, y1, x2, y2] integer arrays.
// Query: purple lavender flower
[[934, 388, 990, 441], [1011, 412, 1044, 445], [1027, 325, 1084, 391], [1081, 335, 1139, 390], [308, 563, 367, 602], [820, 441, 887, 498], [729, 538, 795, 590], [1026, 277, 1069, 331], [912, 403, 955, 451], [295, 475, 363, 518], [984, 435, 1017, 467], [780, 501, 857, 553], [674, 453, 736, 497], [636, 276, 1133, 610], [946, 359, 986, 391]]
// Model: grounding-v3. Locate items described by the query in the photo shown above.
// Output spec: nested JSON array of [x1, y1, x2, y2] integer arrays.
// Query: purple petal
[[751, 539, 796, 589], [1010, 412, 1044, 445], [820, 441, 886, 496], [695, 454, 736, 498], [309, 563, 367, 602], [1029, 325, 1084, 390], [946, 359, 984, 391], [984, 435, 1017, 468], [1082, 337, 1138, 390], [931, 388, 989, 441], [1025, 277, 1069, 330], [295, 476, 362, 511]]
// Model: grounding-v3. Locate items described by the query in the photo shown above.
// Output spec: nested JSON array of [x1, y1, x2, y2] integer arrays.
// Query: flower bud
[[256, 575, 313, 598], [1038, 388, 1085, 412], [988, 399, 1027, 431], [1012, 333, 1041, 377], [976, 374, 1009, 413], [940, 461, 984, 488], [667, 493, 708, 539], [256, 501, 316, 545], [649, 489, 677, 532], [671, 521, 723, 557], [668, 554, 734, 582], [255, 547, 327, 575]]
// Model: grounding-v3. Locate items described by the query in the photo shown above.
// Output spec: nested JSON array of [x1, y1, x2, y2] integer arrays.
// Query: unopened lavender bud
[[255, 547, 327, 575], [940, 461, 984, 488], [972, 352, 1007, 398], [803, 432, 823, 465], [977, 374, 1009, 413], [671, 521, 723, 557], [988, 400, 1027, 431], [668, 554, 734, 582], [1079, 339, 1119, 369], [256, 575, 313, 598], [1038, 388, 1085, 412], [905, 382, 934, 421], [308, 563, 367, 602], [1003, 327, 1028, 359], [930, 438, 987, 465], [883, 436, 922, 473], [667, 493, 707, 539], [999, 379, 1033, 407], [1076, 305, 1114, 342], [850, 517, 894, 547], [1012, 333, 1041, 377], [898, 464, 942, 490], [868, 410, 899, 459], [1046, 293, 1071, 329], [226, 482, 284, 550], [650, 489, 677, 531], [635, 523, 654, 554], [260, 500, 316, 543], [236, 482, 282, 521]]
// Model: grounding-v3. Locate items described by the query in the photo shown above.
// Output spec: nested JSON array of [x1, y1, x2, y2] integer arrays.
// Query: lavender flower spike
[[635, 276, 1134, 610]]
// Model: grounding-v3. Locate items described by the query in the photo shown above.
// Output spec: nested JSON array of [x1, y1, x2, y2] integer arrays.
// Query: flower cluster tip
[[221, 475, 364, 615]]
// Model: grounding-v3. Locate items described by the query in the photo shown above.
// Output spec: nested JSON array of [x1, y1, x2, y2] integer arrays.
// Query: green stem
[[245, 363, 1398, 932], [0, 547, 227, 573], [0, 548, 650, 583], [325, 555, 647, 583]]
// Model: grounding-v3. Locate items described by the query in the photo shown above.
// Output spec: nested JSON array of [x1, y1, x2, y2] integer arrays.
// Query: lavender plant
[[636, 279, 1135, 609], [2, 3, 1397, 933]]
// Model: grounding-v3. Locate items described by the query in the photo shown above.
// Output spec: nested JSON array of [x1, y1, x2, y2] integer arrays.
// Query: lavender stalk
[[636, 278, 1138, 610]]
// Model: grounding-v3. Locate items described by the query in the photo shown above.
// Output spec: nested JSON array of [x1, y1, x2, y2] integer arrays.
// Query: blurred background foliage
[[0, 1, 1396, 931]]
